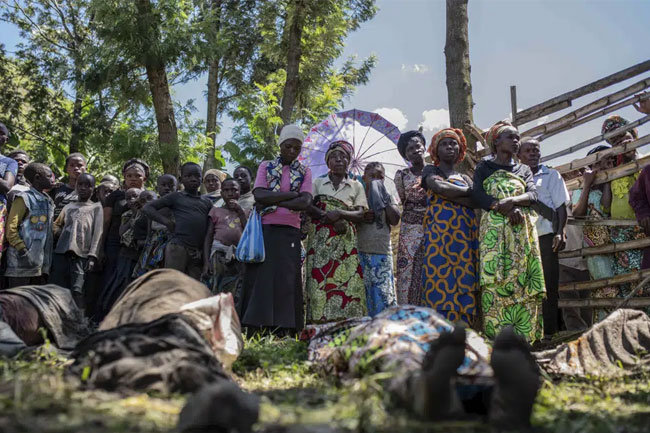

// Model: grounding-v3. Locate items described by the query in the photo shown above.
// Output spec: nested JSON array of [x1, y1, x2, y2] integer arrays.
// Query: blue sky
[[2, 0, 650, 166]]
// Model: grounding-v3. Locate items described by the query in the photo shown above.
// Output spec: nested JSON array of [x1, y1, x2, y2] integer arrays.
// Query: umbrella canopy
[[298, 109, 408, 182]]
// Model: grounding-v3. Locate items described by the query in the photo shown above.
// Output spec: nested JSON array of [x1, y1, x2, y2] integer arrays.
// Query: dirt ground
[[1, 335, 650, 433]]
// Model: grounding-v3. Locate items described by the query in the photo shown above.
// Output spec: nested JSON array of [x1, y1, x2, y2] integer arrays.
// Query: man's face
[[12, 154, 29, 176], [518, 141, 541, 168]]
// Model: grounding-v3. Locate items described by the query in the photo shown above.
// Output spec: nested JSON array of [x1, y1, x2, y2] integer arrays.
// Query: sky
[[2, 0, 650, 168]]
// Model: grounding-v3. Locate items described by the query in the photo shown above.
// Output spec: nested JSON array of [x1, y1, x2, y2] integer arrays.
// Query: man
[[518, 137, 570, 338]]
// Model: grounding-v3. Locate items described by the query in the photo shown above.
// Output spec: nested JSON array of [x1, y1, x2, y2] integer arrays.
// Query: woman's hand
[[324, 210, 341, 224], [362, 210, 375, 223], [507, 208, 524, 225], [332, 219, 348, 235], [494, 198, 514, 215], [582, 167, 598, 189]]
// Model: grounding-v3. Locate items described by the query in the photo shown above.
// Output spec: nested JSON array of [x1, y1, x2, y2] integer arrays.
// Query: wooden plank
[[565, 154, 650, 191], [559, 269, 650, 292], [548, 132, 650, 171], [559, 298, 650, 308], [521, 76, 650, 137], [568, 218, 638, 227], [515, 59, 650, 125], [558, 237, 650, 259], [510, 86, 518, 125], [538, 93, 650, 142]]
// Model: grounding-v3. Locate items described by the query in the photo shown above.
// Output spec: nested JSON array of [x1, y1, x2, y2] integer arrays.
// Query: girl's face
[[124, 166, 146, 189], [204, 174, 221, 193]]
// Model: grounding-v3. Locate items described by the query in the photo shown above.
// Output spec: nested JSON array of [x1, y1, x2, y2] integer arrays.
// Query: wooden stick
[[559, 298, 650, 308], [559, 237, 650, 259], [568, 218, 638, 227], [559, 268, 650, 292], [510, 86, 518, 124], [515, 59, 650, 125], [521, 76, 650, 137], [549, 132, 650, 172], [565, 154, 650, 191], [538, 93, 650, 142]]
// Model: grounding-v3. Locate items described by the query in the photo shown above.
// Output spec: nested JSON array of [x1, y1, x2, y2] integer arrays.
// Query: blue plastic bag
[[235, 208, 265, 263]]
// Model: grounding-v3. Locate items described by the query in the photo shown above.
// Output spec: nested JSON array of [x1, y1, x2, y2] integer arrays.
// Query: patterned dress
[[132, 221, 170, 278], [395, 168, 428, 305], [358, 253, 396, 316], [479, 170, 545, 342], [305, 195, 366, 323], [421, 172, 479, 326]]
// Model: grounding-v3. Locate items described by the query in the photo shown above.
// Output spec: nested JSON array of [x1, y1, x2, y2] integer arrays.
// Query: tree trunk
[[445, 0, 476, 173], [279, 0, 305, 126], [204, 0, 222, 171], [69, 66, 84, 155], [145, 63, 179, 176]]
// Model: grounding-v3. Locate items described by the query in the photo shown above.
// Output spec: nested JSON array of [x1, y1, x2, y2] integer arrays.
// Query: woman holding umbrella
[[305, 140, 368, 323], [395, 130, 428, 305]]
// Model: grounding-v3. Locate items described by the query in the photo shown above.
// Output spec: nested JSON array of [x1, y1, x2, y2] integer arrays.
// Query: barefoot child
[[51, 173, 103, 308], [133, 175, 178, 277], [358, 162, 400, 316], [202, 178, 249, 300], [5, 163, 55, 287], [143, 163, 212, 280]]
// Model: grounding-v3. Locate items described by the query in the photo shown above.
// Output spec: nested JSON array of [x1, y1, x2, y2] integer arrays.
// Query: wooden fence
[[508, 59, 650, 310]]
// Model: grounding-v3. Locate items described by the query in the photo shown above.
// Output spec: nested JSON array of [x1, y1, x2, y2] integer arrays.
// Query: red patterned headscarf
[[428, 128, 467, 165], [486, 120, 516, 153], [601, 115, 638, 145]]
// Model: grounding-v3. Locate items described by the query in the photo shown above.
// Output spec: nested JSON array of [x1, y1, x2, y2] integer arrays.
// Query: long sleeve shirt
[[53, 201, 104, 259], [5, 197, 28, 251], [629, 165, 650, 221]]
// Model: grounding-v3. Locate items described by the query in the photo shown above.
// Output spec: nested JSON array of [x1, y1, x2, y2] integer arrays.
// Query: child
[[96, 187, 143, 319], [202, 178, 249, 300], [143, 163, 212, 280], [133, 174, 178, 277], [51, 173, 103, 308], [357, 162, 400, 316], [50, 153, 87, 220], [5, 162, 55, 288]]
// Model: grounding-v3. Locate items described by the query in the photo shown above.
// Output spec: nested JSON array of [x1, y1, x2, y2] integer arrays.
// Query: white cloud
[[401, 63, 430, 74], [419, 108, 449, 133], [374, 107, 409, 131]]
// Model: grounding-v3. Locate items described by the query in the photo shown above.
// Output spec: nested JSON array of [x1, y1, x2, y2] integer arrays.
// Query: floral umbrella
[[298, 109, 407, 182]]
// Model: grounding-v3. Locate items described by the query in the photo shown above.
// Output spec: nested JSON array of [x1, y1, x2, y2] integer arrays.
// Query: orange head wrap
[[428, 128, 467, 165]]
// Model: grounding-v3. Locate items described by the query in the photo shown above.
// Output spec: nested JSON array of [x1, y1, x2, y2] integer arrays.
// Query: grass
[[0, 334, 649, 432]]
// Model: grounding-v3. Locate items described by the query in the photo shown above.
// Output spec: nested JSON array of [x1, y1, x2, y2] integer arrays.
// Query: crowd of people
[[0, 103, 649, 344]]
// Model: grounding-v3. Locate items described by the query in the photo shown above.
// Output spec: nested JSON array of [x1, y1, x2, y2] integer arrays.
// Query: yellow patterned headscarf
[[203, 169, 227, 182]]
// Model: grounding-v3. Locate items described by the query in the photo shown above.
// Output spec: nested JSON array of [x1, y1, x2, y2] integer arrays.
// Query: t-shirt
[[50, 184, 78, 220], [0, 156, 18, 205], [253, 161, 313, 229], [105, 190, 128, 246], [312, 175, 368, 208], [53, 201, 104, 258], [209, 206, 248, 246], [356, 192, 399, 255], [154, 191, 212, 249]]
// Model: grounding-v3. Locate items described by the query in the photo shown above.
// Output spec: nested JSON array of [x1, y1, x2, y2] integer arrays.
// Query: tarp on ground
[[536, 309, 650, 377]]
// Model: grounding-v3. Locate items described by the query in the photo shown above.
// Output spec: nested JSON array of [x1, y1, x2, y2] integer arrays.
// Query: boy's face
[[233, 168, 251, 193], [181, 165, 202, 193], [12, 154, 29, 176], [76, 175, 94, 201], [66, 157, 86, 181], [221, 180, 241, 201], [363, 165, 384, 185], [518, 141, 541, 168], [156, 175, 176, 196], [204, 174, 221, 193], [125, 188, 141, 209], [35, 168, 56, 192]]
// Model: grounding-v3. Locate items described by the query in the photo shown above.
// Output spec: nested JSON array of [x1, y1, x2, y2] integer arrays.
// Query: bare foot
[[489, 326, 540, 430], [416, 326, 466, 421]]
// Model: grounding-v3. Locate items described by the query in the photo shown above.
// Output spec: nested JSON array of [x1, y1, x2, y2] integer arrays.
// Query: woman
[[202, 169, 227, 205], [602, 116, 646, 296], [305, 140, 367, 323], [97, 159, 149, 319], [571, 145, 617, 318], [240, 125, 312, 333], [421, 128, 479, 326], [395, 130, 428, 305], [472, 120, 544, 342]]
